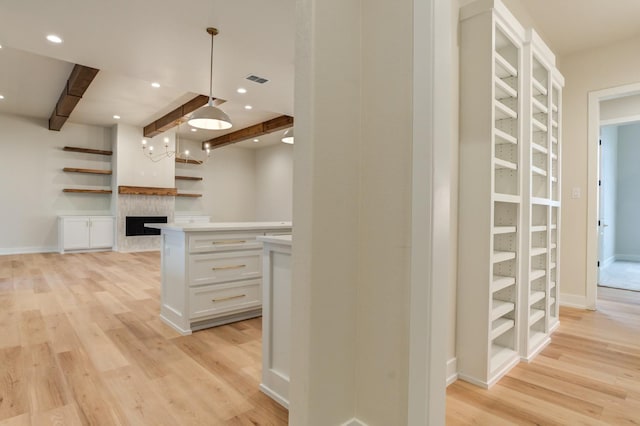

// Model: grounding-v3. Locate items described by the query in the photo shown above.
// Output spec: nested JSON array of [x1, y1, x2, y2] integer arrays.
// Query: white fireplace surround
[[116, 194, 175, 252]]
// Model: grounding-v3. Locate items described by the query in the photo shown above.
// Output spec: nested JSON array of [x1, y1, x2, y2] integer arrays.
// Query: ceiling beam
[[201, 115, 294, 150], [49, 64, 99, 131], [143, 95, 226, 138]]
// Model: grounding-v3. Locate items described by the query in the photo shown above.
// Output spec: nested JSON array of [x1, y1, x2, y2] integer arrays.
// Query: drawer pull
[[212, 240, 247, 245], [212, 294, 246, 302], [212, 264, 246, 271]]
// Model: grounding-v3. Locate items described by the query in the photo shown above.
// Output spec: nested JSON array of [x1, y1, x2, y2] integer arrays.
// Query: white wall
[[114, 123, 175, 188], [600, 125, 617, 265], [615, 123, 640, 260], [601, 94, 640, 123], [557, 33, 640, 300], [0, 112, 112, 253], [255, 143, 293, 221], [175, 140, 257, 222]]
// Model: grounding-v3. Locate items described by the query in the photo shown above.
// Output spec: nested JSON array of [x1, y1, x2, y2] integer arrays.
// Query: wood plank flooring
[[447, 287, 640, 425], [0, 251, 288, 425], [3, 251, 639, 425]]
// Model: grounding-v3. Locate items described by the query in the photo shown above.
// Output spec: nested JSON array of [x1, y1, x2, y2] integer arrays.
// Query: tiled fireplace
[[116, 194, 174, 252]]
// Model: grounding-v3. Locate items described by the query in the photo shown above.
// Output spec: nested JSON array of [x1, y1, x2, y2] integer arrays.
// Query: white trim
[[340, 419, 368, 426], [559, 293, 589, 309], [600, 114, 640, 126], [446, 357, 458, 386], [603, 255, 616, 268], [0, 247, 57, 256], [407, 0, 449, 424], [588, 82, 640, 311], [259, 384, 289, 409], [614, 254, 640, 262]]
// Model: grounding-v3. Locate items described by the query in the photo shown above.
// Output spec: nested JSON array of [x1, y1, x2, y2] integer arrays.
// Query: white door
[[598, 135, 605, 284], [89, 217, 115, 249], [63, 217, 91, 250]]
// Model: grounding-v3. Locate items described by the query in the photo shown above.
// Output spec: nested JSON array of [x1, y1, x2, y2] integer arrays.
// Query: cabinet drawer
[[189, 250, 262, 286], [190, 280, 261, 319], [189, 232, 262, 253]]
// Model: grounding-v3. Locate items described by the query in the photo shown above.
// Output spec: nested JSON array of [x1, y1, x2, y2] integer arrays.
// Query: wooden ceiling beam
[[49, 64, 99, 131], [143, 95, 226, 138], [201, 115, 294, 150]]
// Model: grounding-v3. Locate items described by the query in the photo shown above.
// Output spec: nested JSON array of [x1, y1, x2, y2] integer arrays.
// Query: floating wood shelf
[[63, 167, 112, 175], [175, 175, 203, 181], [118, 186, 177, 196], [176, 158, 202, 165], [63, 146, 113, 156], [176, 193, 202, 198], [63, 189, 112, 194]]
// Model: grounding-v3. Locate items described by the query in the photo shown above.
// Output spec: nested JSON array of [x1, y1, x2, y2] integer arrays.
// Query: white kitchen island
[[257, 235, 292, 408], [147, 221, 292, 335]]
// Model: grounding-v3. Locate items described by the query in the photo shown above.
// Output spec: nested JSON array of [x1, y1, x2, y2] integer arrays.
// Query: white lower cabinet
[[158, 224, 292, 335], [58, 216, 114, 253]]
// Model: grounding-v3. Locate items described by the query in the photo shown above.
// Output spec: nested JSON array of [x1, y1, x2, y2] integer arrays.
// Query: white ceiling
[[1, 0, 640, 149], [519, 0, 640, 57], [0, 0, 294, 148]]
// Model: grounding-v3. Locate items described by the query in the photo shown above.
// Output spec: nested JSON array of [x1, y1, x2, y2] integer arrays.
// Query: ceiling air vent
[[245, 74, 269, 84]]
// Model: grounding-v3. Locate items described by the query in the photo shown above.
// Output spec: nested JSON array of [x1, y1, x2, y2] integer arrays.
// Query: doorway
[[587, 82, 640, 307], [598, 118, 640, 292]]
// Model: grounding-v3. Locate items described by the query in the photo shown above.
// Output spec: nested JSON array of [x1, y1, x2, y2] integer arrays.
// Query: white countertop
[[257, 234, 292, 245], [145, 221, 292, 232]]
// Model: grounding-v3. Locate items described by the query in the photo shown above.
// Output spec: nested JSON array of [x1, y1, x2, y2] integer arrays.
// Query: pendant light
[[281, 128, 294, 144], [188, 27, 232, 130]]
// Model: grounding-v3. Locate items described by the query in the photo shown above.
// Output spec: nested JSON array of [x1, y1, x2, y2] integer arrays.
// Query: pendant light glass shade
[[281, 128, 294, 144], [188, 27, 232, 130], [188, 103, 232, 130]]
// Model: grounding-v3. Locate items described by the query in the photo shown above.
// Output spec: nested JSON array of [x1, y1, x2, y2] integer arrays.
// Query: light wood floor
[[447, 286, 640, 425], [3, 252, 639, 425], [0, 251, 288, 425]]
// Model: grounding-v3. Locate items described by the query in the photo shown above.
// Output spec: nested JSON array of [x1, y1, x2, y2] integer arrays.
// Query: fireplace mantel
[[118, 186, 177, 196]]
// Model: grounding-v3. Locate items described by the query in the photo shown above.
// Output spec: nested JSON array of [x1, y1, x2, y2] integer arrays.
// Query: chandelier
[[141, 120, 212, 164]]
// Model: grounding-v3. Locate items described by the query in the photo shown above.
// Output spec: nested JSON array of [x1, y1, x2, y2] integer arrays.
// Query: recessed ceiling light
[[244, 105, 253, 110], [151, 82, 160, 88], [191, 128, 197, 132], [113, 115, 120, 119], [0, 95, 4, 100], [46, 34, 63, 44], [253, 138, 259, 143], [237, 87, 247, 94]]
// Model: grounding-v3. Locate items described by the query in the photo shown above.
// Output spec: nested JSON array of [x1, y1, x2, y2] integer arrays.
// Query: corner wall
[[0, 112, 112, 254], [175, 140, 258, 222], [558, 33, 640, 301], [255, 143, 293, 221]]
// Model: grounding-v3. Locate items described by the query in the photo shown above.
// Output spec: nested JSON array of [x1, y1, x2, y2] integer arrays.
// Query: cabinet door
[[89, 217, 114, 249], [63, 217, 91, 250]]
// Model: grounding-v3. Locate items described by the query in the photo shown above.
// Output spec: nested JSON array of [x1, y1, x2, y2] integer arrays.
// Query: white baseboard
[[559, 293, 588, 309], [446, 357, 458, 386], [341, 419, 368, 426], [614, 254, 640, 262], [603, 255, 616, 268], [0, 247, 57, 256]]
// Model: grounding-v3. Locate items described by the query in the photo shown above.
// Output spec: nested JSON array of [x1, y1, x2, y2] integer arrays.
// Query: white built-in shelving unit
[[458, 0, 564, 388], [520, 29, 564, 361], [457, 0, 524, 388]]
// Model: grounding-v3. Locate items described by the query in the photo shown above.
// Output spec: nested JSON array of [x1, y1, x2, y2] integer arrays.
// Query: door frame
[[586, 82, 640, 308]]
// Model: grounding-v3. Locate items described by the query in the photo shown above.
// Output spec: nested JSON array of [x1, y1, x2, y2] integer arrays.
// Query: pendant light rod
[[187, 26, 232, 130], [206, 27, 218, 107]]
